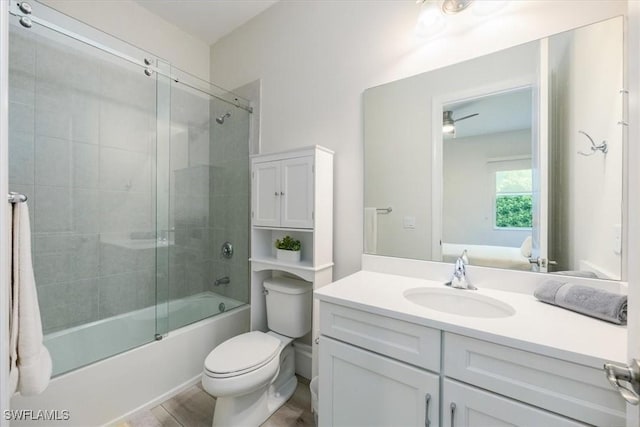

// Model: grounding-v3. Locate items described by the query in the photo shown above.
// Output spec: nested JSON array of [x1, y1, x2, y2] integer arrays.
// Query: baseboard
[[293, 341, 312, 380], [102, 375, 201, 427]]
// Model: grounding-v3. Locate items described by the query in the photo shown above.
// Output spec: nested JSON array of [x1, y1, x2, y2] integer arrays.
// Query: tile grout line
[[159, 403, 186, 427]]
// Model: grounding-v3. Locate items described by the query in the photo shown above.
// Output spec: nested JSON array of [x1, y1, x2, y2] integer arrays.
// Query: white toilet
[[202, 277, 312, 427]]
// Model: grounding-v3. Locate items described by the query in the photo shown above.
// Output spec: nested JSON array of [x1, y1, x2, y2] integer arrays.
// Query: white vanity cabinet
[[443, 333, 623, 426], [319, 301, 441, 427], [441, 380, 585, 427], [318, 301, 625, 427], [320, 336, 439, 427], [252, 154, 314, 228]]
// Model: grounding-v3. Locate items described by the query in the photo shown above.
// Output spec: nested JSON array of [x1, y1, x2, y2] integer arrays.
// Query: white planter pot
[[276, 248, 301, 263]]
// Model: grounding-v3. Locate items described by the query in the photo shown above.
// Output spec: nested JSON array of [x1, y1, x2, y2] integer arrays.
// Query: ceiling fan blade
[[453, 113, 479, 123]]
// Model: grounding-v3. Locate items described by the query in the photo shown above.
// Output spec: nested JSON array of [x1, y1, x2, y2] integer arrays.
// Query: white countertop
[[315, 270, 627, 368]]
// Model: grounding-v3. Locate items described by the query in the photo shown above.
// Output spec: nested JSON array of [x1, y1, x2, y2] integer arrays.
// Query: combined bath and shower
[[216, 112, 231, 124]]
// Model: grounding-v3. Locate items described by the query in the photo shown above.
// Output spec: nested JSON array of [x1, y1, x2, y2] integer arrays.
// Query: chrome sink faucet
[[445, 250, 476, 290]]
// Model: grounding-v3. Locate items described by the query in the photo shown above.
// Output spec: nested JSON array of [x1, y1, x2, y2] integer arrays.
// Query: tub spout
[[214, 276, 230, 286]]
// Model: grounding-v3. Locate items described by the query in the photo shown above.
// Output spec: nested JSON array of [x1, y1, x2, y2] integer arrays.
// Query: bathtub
[[44, 291, 246, 377], [10, 292, 250, 426]]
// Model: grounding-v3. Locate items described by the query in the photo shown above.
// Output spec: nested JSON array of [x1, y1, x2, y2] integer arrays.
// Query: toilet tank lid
[[264, 277, 312, 295], [204, 331, 280, 375]]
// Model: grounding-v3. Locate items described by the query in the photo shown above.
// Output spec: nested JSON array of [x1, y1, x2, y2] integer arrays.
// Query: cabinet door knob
[[424, 393, 431, 427], [274, 192, 279, 196], [280, 191, 285, 196], [450, 402, 456, 427]]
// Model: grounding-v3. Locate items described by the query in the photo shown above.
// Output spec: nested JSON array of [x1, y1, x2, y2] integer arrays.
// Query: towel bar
[[7, 192, 27, 203]]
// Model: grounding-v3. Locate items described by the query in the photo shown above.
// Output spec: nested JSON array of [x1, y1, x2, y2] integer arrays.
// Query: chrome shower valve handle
[[604, 359, 640, 405]]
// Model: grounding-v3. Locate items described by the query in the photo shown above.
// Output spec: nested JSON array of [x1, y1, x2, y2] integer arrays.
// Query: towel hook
[[577, 130, 608, 156]]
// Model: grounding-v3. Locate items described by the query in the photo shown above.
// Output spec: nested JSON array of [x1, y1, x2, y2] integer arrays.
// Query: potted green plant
[[275, 235, 301, 262]]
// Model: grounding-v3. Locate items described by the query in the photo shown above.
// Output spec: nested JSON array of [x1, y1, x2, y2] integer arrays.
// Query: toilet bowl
[[201, 277, 312, 427], [202, 331, 297, 426]]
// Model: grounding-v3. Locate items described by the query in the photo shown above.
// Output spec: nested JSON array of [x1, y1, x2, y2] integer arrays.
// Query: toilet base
[[211, 344, 297, 427]]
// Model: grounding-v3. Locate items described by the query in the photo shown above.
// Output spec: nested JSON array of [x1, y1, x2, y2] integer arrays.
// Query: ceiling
[[445, 87, 533, 139], [134, 0, 278, 45]]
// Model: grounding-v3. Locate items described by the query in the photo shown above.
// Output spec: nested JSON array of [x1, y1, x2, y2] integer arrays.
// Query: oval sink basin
[[404, 287, 515, 318]]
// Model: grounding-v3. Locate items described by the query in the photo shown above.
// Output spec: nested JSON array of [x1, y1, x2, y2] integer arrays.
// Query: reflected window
[[495, 169, 532, 229]]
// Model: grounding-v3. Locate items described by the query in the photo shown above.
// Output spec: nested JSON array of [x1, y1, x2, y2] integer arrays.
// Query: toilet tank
[[264, 277, 312, 338]]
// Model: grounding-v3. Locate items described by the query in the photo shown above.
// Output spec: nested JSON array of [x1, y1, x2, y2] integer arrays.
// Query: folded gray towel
[[534, 281, 627, 325]]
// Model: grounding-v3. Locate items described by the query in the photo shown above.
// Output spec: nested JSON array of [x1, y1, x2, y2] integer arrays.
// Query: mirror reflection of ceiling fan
[[442, 110, 479, 137]]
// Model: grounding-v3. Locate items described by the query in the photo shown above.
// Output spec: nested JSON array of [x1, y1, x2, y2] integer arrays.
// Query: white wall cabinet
[[250, 146, 334, 379], [252, 156, 314, 228], [318, 301, 624, 427], [319, 336, 439, 427]]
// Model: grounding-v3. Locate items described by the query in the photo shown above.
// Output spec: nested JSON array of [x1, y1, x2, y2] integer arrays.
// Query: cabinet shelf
[[250, 256, 333, 272], [253, 226, 314, 233]]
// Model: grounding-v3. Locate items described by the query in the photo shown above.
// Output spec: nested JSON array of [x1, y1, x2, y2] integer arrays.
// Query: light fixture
[[442, 110, 480, 137], [441, 0, 473, 15], [415, 0, 475, 39], [442, 111, 456, 134]]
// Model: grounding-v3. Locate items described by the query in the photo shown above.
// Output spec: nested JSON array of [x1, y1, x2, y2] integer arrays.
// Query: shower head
[[216, 112, 231, 124]]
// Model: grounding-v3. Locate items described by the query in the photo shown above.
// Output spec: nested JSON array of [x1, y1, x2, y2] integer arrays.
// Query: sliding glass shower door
[[8, 12, 162, 375], [7, 0, 251, 376]]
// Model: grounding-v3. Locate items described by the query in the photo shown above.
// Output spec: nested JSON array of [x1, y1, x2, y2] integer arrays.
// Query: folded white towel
[[364, 207, 377, 254], [10, 202, 52, 396]]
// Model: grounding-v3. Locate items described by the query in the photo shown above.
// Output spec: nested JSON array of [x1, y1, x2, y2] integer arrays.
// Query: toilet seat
[[204, 331, 280, 378]]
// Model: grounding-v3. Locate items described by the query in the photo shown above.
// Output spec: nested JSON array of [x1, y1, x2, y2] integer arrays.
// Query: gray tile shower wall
[[9, 29, 251, 335], [207, 99, 250, 305], [9, 31, 158, 333]]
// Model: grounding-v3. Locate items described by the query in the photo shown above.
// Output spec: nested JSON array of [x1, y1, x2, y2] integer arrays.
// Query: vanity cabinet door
[[319, 336, 439, 427], [443, 379, 587, 427]]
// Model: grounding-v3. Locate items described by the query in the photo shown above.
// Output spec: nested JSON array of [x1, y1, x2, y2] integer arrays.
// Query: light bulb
[[415, 1, 446, 38]]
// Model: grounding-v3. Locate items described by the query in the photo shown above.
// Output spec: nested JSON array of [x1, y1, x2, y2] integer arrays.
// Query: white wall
[[210, 0, 626, 280], [443, 130, 532, 247], [570, 18, 623, 280], [549, 17, 624, 279], [38, 0, 210, 80], [625, 4, 640, 424], [0, 1, 10, 423]]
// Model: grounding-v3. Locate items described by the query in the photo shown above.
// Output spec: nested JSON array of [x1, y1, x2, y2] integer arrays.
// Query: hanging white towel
[[9, 202, 52, 396], [364, 207, 378, 254]]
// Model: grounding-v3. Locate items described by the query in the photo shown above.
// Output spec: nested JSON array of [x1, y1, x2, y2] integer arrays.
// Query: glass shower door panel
[[8, 19, 159, 375], [167, 71, 251, 332]]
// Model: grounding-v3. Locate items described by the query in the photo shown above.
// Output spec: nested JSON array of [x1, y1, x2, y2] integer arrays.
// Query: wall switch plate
[[403, 216, 416, 229]]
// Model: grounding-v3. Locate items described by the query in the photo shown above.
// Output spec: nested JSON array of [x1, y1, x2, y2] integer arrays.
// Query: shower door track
[[8, 0, 253, 113]]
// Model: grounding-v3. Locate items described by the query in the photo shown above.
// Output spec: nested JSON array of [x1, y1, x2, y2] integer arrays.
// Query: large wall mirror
[[364, 16, 624, 280]]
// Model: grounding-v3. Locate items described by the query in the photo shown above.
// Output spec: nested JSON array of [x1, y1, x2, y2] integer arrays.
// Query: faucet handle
[[460, 249, 469, 265]]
